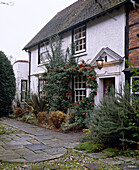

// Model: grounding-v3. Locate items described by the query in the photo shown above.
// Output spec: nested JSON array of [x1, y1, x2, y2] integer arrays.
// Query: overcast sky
[[0, 0, 76, 62]]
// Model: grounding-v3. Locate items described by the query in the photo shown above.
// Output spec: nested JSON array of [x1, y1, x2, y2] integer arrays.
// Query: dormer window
[[73, 25, 86, 54]]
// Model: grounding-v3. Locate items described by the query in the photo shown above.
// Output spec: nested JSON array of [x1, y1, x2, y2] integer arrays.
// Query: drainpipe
[[124, 2, 130, 83], [26, 50, 31, 93]]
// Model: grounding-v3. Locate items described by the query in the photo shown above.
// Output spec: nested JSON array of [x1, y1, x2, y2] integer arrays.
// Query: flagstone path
[[0, 118, 139, 169], [0, 118, 82, 162]]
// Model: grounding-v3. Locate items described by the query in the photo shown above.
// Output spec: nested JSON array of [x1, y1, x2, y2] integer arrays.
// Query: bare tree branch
[[0, 1, 14, 6]]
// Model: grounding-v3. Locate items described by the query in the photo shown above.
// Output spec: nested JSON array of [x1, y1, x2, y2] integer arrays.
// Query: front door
[[103, 78, 115, 96]]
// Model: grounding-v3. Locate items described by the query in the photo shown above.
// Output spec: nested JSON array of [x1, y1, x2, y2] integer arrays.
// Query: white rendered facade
[[29, 7, 126, 105], [13, 60, 29, 106]]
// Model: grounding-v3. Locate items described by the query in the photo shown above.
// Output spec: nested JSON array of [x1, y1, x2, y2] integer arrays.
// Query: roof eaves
[[23, 0, 128, 51]]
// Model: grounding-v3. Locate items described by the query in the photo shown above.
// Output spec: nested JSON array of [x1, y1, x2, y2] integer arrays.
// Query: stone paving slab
[[23, 153, 55, 162], [25, 144, 51, 151], [43, 147, 67, 155], [119, 164, 139, 170], [0, 118, 83, 162], [0, 118, 138, 166], [99, 158, 124, 165], [87, 152, 105, 159]]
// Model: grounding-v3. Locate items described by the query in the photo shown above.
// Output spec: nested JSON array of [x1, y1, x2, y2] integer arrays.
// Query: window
[[73, 25, 86, 54], [38, 78, 47, 98], [21, 80, 27, 102], [38, 41, 49, 64], [131, 76, 139, 97], [74, 75, 86, 102]]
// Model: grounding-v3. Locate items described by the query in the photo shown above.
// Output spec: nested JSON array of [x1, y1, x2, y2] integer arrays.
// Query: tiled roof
[[23, 0, 127, 50]]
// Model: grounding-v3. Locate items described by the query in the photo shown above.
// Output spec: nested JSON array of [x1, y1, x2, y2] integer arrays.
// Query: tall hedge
[[0, 51, 16, 117]]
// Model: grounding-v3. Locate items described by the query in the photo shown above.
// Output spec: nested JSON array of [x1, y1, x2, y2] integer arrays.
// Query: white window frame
[[73, 25, 86, 54], [38, 78, 47, 98], [130, 76, 139, 95], [21, 80, 27, 102], [39, 42, 49, 64], [74, 75, 86, 102]]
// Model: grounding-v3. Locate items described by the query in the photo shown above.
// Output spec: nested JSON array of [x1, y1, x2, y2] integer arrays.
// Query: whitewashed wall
[[29, 7, 126, 103], [13, 61, 29, 105]]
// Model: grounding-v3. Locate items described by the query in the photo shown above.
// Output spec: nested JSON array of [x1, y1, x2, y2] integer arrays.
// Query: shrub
[[86, 86, 139, 150], [13, 107, 24, 117], [102, 148, 120, 157], [49, 110, 67, 128], [27, 94, 47, 117], [37, 112, 48, 123], [62, 119, 83, 132], [0, 51, 16, 117], [42, 36, 97, 114], [21, 113, 37, 124], [74, 141, 104, 153]]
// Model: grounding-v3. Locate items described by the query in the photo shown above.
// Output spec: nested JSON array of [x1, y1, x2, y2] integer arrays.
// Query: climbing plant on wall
[[42, 36, 97, 128]]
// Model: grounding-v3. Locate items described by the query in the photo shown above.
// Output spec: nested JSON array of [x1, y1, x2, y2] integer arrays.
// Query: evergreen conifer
[[0, 51, 16, 116]]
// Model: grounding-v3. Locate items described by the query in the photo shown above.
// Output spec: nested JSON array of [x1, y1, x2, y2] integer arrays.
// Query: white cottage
[[13, 60, 29, 107], [23, 0, 139, 105]]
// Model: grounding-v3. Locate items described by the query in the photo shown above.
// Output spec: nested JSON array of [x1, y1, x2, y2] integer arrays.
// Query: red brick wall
[[128, 6, 139, 67]]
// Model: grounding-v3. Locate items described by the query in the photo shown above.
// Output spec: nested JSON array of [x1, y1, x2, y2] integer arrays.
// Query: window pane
[[22, 81, 26, 91], [74, 25, 86, 53], [82, 26, 86, 31], [83, 31, 86, 37], [132, 77, 139, 92], [83, 76, 86, 81]]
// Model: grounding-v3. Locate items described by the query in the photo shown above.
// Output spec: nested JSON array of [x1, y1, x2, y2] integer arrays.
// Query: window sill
[[38, 63, 46, 67], [73, 52, 87, 58]]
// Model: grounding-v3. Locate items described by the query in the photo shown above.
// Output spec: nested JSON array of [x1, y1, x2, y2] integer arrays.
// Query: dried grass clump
[[13, 107, 24, 117], [49, 110, 67, 129]]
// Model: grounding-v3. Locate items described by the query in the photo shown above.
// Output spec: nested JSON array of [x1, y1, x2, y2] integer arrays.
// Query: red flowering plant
[[42, 36, 97, 129], [60, 59, 98, 129], [44, 58, 97, 121]]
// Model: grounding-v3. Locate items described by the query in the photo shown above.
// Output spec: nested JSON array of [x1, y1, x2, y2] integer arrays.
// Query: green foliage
[[21, 113, 37, 124], [120, 149, 139, 157], [102, 148, 120, 157], [27, 94, 47, 116], [0, 51, 16, 116], [45, 36, 70, 69], [43, 36, 77, 113], [86, 85, 139, 150], [62, 119, 83, 132], [42, 36, 97, 130], [74, 141, 104, 153]]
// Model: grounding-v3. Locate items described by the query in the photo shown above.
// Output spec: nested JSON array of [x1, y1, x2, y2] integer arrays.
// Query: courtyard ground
[[0, 118, 138, 169]]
